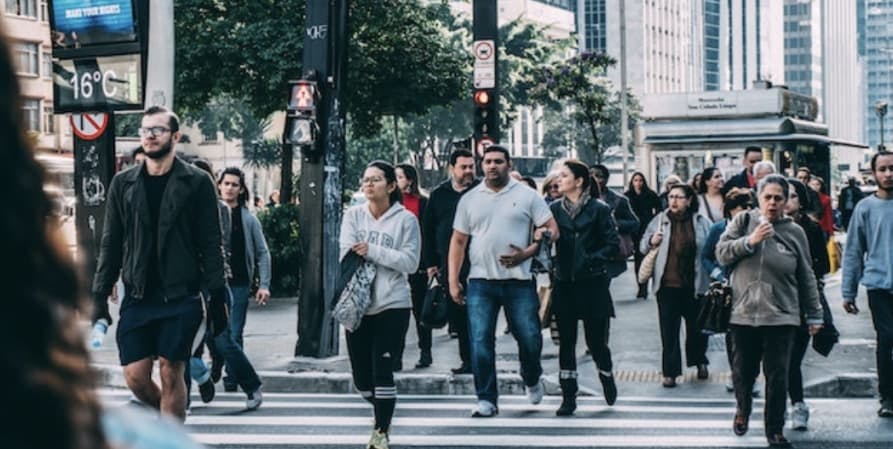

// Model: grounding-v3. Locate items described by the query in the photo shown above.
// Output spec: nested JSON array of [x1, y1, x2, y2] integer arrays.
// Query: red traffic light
[[473, 90, 490, 107], [289, 80, 319, 112]]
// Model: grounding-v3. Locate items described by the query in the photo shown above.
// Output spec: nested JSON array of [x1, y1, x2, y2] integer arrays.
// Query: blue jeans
[[466, 279, 543, 405], [229, 285, 251, 348]]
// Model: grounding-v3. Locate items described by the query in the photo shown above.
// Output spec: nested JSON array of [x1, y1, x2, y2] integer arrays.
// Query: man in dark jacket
[[589, 164, 639, 278], [421, 148, 478, 374], [723, 146, 764, 195], [92, 106, 228, 421], [838, 177, 865, 231]]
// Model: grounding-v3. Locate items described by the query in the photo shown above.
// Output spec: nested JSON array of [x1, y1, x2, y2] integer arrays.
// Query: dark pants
[[730, 325, 796, 438], [656, 287, 708, 377], [449, 298, 471, 364], [346, 308, 411, 432], [553, 277, 613, 373], [788, 324, 810, 404], [868, 290, 893, 401], [396, 272, 432, 362], [466, 279, 543, 405]]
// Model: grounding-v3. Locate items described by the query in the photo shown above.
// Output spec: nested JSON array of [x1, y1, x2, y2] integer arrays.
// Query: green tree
[[530, 52, 637, 165]]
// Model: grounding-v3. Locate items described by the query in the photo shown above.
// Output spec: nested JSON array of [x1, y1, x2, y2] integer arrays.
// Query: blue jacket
[[701, 219, 729, 282]]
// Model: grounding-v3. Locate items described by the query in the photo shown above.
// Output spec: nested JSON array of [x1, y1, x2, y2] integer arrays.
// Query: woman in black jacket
[[549, 159, 621, 415], [626, 171, 662, 299], [785, 178, 831, 432]]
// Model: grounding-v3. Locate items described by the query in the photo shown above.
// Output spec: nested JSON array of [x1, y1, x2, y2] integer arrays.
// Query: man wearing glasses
[[92, 106, 229, 421]]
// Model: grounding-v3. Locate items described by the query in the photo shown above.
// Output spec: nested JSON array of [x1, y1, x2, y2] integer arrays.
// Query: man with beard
[[92, 106, 228, 421], [448, 145, 559, 417], [843, 151, 893, 418], [421, 148, 478, 374]]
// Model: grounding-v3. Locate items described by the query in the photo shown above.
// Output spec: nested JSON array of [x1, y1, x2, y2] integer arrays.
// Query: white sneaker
[[791, 401, 809, 431], [752, 381, 761, 398], [526, 379, 544, 405], [246, 387, 263, 410], [471, 400, 498, 417]]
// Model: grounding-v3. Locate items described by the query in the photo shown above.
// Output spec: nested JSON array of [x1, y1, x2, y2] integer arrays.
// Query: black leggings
[[787, 324, 810, 404], [553, 277, 614, 373], [346, 308, 411, 432]]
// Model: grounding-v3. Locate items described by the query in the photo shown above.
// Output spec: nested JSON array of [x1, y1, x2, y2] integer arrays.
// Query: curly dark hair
[[0, 28, 107, 449]]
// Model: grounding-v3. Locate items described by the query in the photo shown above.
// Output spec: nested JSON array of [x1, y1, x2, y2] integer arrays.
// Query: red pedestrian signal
[[474, 90, 490, 107], [289, 80, 319, 113]]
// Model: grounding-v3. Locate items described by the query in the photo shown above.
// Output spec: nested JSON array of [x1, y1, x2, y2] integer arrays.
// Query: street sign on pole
[[70, 113, 110, 141], [473, 39, 495, 89]]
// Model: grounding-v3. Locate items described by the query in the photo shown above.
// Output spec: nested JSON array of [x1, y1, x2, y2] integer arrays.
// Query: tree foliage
[[530, 52, 639, 164]]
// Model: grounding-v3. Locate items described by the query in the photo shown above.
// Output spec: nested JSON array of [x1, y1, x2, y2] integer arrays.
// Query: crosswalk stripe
[[191, 433, 769, 447], [184, 415, 764, 429]]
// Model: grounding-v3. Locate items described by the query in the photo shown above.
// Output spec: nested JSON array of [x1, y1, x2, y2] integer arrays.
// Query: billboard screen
[[50, 0, 137, 49], [53, 53, 143, 113]]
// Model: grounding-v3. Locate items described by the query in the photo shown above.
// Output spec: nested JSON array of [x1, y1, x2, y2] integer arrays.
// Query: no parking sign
[[70, 112, 109, 141]]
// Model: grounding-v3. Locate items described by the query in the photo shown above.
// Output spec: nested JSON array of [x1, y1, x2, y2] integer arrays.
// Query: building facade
[[704, 0, 721, 91], [861, 0, 893, 149], [783, 0, 823, 116], [823, 0, 864, 177], [719, 0, 785, 90], [3, 0, 70, 153]]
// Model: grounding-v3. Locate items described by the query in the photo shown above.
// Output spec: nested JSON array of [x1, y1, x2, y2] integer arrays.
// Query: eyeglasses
[[138, 126, 171, 138], [360, 176, 385, 185], [549, 185, 560, 190]]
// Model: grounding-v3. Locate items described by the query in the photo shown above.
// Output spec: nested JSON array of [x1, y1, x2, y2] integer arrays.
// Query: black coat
[[626, 188, 661, 238], [93, 157, 226, 300], [420, 179, 479, 275], [722, 168, 751, 195], [550, 198, 620, 282]]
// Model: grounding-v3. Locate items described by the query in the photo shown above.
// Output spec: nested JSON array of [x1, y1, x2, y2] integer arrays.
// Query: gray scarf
[[561, 191, 591, 220]]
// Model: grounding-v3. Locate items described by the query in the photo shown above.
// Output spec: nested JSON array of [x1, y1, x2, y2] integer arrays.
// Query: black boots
[[556, 374, 578, 416], [599, 371, 618, 406], [415, 350, 432, 369]]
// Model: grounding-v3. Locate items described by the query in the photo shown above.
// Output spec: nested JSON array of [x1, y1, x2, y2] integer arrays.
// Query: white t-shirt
[[453, 178, 553, 280]]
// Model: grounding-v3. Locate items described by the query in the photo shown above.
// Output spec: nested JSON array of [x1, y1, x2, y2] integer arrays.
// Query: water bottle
[[90, 319, 109, 349]]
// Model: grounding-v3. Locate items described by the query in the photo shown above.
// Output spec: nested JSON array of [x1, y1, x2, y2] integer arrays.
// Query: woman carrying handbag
[[639, 184, 713, 388], [339, 161, 421, 449], [549, 160, 621, 415]]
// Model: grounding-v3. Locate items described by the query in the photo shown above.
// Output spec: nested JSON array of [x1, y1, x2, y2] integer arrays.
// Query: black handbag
[[420, 275, 449, 329], [697, 281, 733, 335]]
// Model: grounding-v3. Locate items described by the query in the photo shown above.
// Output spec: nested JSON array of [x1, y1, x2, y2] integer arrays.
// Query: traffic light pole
[[295, 0, 349, 358], [472, 0, 499, 155]]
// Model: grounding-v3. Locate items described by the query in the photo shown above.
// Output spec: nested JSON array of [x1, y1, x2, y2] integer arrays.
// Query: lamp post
[[877, 100, 888, 151]]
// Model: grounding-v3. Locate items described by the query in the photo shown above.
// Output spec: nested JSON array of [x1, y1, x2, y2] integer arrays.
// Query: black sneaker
[[766, 433, 792, 448], [224, 383, 238, 393], [415, 351, 432, 369], [599, 372, 617, 406], [879, 398, 893, 418], [199, 380, 216, 403]]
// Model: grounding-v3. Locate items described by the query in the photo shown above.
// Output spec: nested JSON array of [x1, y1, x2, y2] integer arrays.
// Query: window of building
[[39, 0, 48, 21], [5, 0, 38, 18], [22, 99, 40, 132], [41, 49, 52, 78], [43, 105, 54, 134], [15, 42, 39, 75]]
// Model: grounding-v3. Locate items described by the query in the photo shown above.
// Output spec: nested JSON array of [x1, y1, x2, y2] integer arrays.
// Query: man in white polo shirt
[[448, 145, 559, 417]]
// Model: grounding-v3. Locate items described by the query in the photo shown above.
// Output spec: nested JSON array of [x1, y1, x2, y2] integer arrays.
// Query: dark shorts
[[116, 294, 204, 366]]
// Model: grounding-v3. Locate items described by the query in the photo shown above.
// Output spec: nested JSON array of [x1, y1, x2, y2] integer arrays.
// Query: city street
[[97, 389, 893, 448]]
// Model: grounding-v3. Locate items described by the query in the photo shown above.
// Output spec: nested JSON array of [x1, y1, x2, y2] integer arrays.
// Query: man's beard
[[146, 140, 173, 160]]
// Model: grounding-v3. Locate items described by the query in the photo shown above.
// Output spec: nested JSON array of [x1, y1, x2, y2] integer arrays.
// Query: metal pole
[[619, 0, 629, 186]]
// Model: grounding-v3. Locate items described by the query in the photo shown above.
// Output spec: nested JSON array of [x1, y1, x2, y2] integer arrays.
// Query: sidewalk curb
[[94, 364, 876, 398]]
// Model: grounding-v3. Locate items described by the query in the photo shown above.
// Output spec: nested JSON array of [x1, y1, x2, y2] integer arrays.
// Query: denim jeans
[[466, 279, 543, 405], [229, 284, 251, 348]]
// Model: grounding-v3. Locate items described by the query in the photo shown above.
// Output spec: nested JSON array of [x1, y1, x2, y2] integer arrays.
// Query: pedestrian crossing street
[[99, 389, 801, 448]]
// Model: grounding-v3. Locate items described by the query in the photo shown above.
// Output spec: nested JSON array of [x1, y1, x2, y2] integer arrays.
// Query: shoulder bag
[[420, 275, 449, 329], [637, 214, 663, 284]]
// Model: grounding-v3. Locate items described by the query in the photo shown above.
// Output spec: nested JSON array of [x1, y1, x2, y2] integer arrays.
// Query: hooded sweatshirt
[[339, 202, 421, 315], [715, 209, 823, 327]]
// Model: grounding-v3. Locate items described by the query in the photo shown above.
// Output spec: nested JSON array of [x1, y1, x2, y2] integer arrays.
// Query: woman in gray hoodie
[[339, 161, 421, 449], [716, 174, 823, 449]]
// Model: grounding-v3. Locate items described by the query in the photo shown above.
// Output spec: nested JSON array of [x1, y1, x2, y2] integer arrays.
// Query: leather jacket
[[550, 198, 620, 282]]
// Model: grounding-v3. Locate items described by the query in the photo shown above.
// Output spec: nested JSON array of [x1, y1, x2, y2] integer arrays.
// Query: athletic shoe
[[791, 401, 809, 430], [526, 378, 544, 405], [879, 398, 893, 417], [246, 387, 263, 410], [367, 428, 389, 449], [199, 379, 216, 403], [471, 400, 498, 417]]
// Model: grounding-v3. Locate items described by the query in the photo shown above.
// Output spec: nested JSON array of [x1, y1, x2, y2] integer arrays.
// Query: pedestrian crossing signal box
[[286, 80, 320, 149]]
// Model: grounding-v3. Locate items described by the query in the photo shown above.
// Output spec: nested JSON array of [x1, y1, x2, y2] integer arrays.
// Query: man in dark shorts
[[92, 106, 228, 421]]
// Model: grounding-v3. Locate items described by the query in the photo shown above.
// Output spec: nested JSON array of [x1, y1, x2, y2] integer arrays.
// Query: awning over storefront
[[639, 117, 867, 149]]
